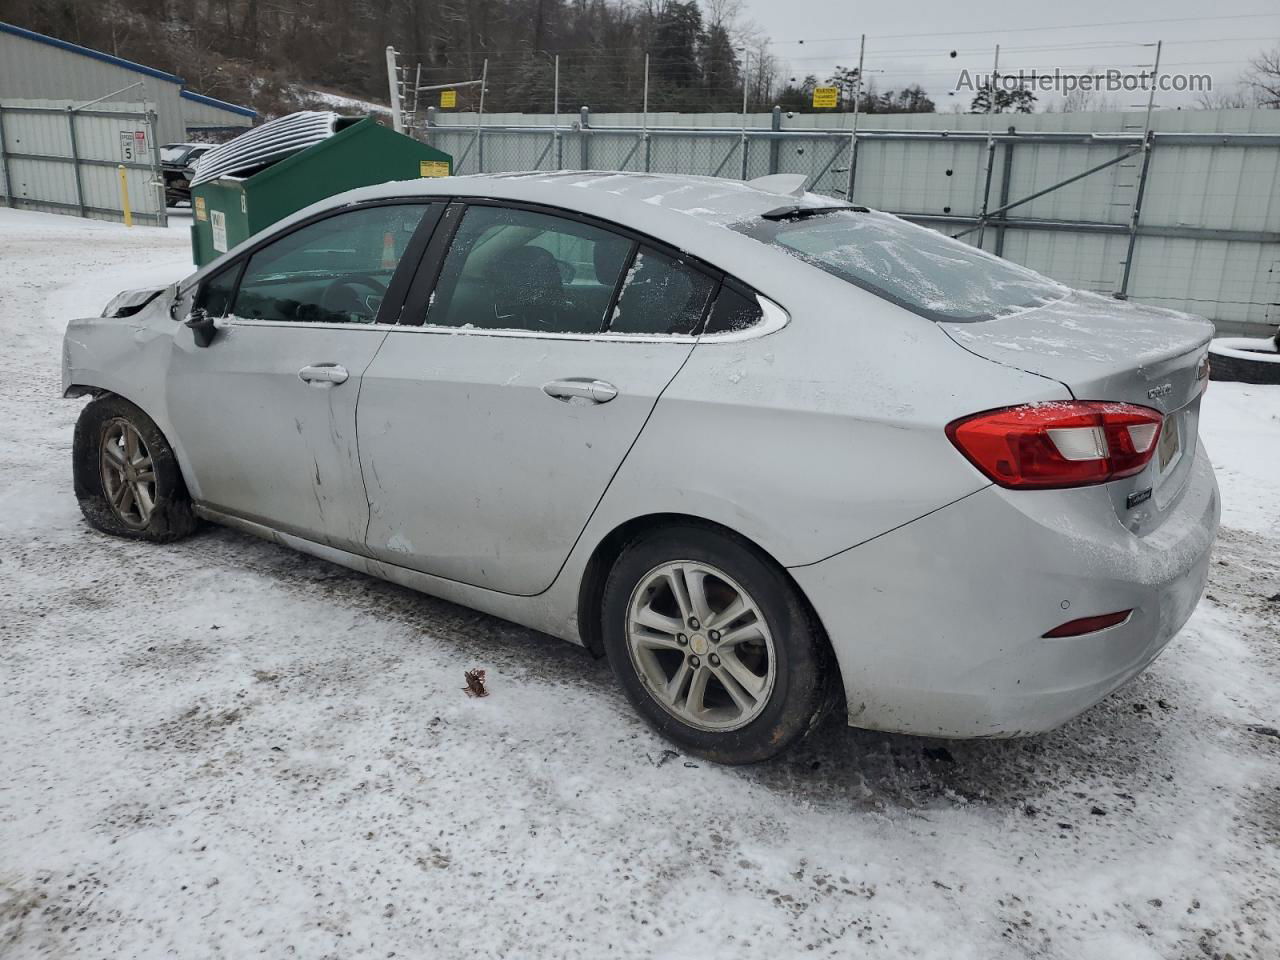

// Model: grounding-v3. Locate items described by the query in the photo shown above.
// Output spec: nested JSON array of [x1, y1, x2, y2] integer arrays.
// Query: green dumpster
[[190, 116, 451, 266]]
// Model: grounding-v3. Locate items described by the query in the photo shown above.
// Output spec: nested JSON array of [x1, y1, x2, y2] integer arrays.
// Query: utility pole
[[844, 34, 866, 202]]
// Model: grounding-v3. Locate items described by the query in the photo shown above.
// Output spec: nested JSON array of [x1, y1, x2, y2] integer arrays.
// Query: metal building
[[0, 21, 255, 144]]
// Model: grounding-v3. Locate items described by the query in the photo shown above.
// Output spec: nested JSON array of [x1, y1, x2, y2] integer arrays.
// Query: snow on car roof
[[396, 170, 845, 226]]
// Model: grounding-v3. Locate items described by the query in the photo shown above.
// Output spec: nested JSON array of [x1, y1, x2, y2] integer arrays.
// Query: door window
[[425, 205, 633, 333], [193, 263, 242, 318], [607, 246, 716, 336], [230, 204, 428, 325]]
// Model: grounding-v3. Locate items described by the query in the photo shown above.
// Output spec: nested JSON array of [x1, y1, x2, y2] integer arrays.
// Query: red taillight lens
[[946, 401, 1164, 489]]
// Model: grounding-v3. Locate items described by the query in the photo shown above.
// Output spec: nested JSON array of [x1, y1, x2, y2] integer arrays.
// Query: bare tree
[[1194, 86, 1256, 110], [1243, 46, 1280, 108]]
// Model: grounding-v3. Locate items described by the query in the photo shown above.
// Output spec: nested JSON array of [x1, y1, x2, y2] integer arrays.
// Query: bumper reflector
[[1043, 610, 1133, 638]]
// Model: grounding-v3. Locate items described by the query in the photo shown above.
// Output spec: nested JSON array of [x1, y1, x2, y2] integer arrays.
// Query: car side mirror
[[185, 307, 217, 348]]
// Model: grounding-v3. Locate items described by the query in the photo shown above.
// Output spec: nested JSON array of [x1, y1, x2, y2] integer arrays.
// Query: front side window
[[733, 209, 1067, 323], [194, 263, 241, 318], [230, 204, 427, 324], [425, 205, 632, 333], [607, 246, 716, 336]]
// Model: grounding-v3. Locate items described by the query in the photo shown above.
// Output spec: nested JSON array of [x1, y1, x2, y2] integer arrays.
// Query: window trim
[[184, 194, 790, 342], [180, 198, 444, 329]]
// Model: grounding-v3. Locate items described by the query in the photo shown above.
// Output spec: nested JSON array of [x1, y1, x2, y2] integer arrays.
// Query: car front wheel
[[601, 524, 835, 764], [73, 395, 198, 542]]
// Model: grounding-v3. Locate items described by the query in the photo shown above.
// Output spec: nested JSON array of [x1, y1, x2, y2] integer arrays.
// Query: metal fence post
[[844, 34, 866, 201], [146, 108, 167, 228], [769, 106, 781, 175], [66, 107, 87, 218], [1117, 130, 1155, 299], [975, 45, 1001, 249], [1116, 40, 1162, 299], [642, 53, 651, 172], [0, 105, 13, 208], [579, 106, 590, 170], [994, 126, 1015, 258], [386, 46, 404, 133], [739, 51, 750, 180]]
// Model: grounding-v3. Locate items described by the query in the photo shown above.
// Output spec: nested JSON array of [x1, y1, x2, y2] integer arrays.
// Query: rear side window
[[608, 247, 716, 336], [426, 205, 632, 333], [733, 209, 1067, 322], [703, 282, 763, 335]]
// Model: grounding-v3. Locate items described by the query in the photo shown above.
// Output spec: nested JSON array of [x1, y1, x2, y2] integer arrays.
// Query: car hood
[[939, 289, 1213, 414]]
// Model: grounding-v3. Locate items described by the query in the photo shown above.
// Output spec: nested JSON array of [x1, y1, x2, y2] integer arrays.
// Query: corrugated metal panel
[[0, 26, 255, 144], [1, 98, 165, 225]]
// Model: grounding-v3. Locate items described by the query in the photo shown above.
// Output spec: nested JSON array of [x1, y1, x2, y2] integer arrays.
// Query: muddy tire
[[73, 395, 198, 542], [601, 523, 836, 765]]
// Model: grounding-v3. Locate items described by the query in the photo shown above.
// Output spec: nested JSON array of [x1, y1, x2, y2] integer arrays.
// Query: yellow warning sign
[[812, 86, 839, 108], [440, 90, 457, 108], [194, 196, 207, 221], [419, 160, 450, 178]]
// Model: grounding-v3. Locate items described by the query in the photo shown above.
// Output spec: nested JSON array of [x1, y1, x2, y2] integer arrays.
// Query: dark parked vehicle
[[160, 143, 213, 206]]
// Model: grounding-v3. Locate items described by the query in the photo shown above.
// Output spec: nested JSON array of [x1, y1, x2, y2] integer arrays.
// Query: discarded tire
[[1207, 335, 1280, 385]]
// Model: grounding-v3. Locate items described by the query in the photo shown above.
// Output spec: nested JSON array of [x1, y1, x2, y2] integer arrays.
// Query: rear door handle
[[542, 378, 618, 404], [298, 363, 349, 386]]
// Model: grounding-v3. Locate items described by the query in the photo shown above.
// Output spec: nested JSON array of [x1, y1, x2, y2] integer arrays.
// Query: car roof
[[358, 170, 843, 228]]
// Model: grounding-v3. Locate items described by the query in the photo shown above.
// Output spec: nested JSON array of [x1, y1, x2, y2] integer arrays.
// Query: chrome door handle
[[298, 363, 349, 386], [542, 378, 618, 404]]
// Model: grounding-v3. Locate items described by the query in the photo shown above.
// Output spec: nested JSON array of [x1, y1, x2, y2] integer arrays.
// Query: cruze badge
[[1147, 383, 1173, 399]]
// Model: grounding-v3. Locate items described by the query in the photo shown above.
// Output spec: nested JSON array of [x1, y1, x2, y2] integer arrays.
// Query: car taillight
[[946, 401, 1164, 489]]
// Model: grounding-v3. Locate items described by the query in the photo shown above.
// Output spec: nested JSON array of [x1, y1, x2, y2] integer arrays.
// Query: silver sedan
[[63, 172, 1219, 763]]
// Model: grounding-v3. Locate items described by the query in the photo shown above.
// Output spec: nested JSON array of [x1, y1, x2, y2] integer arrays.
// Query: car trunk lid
[[941, 290, 1213, 530]]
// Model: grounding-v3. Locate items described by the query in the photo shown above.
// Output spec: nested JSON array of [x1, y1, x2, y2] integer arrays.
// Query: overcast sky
[[739, 0, 1280, 109]]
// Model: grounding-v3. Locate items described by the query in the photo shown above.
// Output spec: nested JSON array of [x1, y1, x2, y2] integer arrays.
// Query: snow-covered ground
[[1, 208, 1278, 959]]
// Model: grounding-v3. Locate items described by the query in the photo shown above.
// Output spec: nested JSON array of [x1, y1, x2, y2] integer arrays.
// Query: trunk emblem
[[1127, 487, 1153, 509], [1147, 383, 1173, 399]]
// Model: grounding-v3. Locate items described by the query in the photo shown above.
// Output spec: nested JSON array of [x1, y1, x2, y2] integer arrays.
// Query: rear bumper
[[792, 444, 1219, 738]]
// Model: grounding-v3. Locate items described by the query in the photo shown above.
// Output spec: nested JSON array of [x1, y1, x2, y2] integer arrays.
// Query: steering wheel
[[319, 274, 388, 322]]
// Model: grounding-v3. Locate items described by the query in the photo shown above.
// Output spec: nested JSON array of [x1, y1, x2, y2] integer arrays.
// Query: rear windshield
[[733, 209, 1067, 322]]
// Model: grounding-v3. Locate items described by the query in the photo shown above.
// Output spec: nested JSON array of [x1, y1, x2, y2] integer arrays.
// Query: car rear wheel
[[73, 395, 198, 542], [601, 524, 834, 764]]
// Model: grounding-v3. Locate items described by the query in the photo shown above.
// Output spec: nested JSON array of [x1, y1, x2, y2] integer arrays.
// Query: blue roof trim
[[0, 21, 183, 84], [181, 89, 257, 118]]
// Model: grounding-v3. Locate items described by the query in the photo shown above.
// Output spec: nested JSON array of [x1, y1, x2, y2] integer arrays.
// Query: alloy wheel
[[99, 418, 156, 528], [626, 560, 777, 732]]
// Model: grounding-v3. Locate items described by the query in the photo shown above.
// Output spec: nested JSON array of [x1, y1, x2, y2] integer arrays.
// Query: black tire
[[73, 395, 198, 542], [1208, 337, 1280, 385], [601, 524, 836, 764]]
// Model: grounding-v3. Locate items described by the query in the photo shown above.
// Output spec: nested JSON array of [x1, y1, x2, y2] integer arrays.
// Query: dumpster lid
[[190, 111, 363, 187]]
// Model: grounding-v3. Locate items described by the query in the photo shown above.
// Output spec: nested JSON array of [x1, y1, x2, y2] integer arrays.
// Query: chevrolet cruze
[[63, 171, 1219, 763]]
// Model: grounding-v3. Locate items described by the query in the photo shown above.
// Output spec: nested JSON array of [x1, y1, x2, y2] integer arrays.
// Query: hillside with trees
[[0, 0, 937, 117]]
